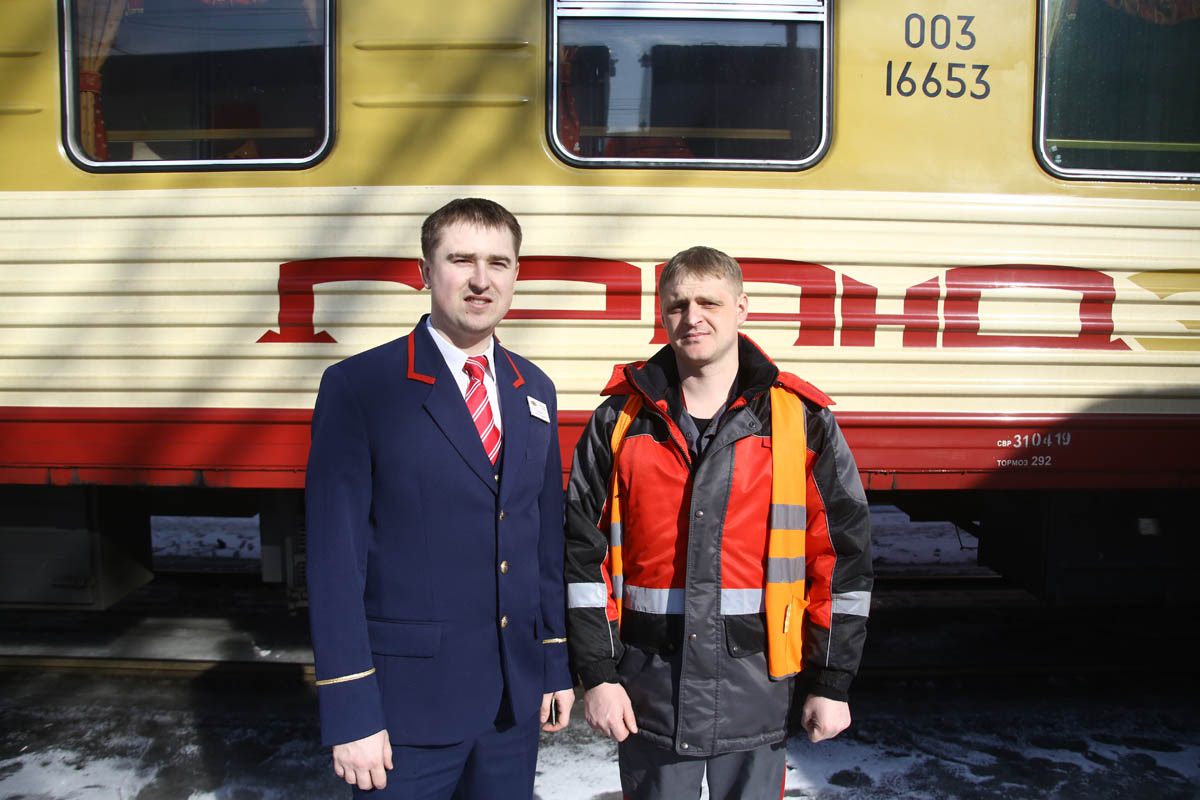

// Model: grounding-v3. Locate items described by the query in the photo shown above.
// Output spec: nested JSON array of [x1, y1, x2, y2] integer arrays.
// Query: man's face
[[659, 271, 749, 372], [419, 221, 519, 353]]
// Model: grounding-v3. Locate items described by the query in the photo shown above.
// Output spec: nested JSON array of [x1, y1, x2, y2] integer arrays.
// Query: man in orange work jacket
[[565, 246, 873, 799]]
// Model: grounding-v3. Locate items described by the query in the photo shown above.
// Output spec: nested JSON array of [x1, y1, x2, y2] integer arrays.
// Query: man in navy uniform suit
[[305, 198, 575, 797]]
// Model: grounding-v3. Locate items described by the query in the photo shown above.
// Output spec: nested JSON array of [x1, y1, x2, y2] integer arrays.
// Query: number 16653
[[885, 61, 991, 99]]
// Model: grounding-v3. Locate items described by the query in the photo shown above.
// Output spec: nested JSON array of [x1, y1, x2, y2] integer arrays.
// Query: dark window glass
[[1040, 0, 1200, 179], [65, 0, 329, 169], [555, 18, 825, 168]]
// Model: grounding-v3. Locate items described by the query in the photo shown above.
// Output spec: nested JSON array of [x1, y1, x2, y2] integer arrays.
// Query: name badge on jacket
[[527, 396, 550, 423]]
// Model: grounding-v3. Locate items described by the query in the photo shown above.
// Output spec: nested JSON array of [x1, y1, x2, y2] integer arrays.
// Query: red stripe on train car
[[0, 407, 312, 489], [2, 407, 1199, 491]]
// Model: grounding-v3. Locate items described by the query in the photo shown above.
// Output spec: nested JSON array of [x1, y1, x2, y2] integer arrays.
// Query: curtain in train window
[[1039, 0, 1200, 179], [552, 2, 829, 170], [65, 0, 330, 169]]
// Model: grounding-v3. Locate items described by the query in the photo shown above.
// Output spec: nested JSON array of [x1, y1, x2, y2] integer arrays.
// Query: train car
[[0, 0, 1197, 608]]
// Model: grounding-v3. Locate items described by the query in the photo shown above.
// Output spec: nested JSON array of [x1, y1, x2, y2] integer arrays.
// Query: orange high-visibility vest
[[606, 384, 808, 679]]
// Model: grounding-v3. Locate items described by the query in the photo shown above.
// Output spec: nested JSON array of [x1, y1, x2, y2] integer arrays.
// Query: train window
[[1037, 0, 1200, 182], [60, 0, 331, 171], [550, 0, 831, 170]]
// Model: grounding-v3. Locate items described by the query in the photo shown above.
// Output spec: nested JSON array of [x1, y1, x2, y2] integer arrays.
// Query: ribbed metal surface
[[0, 185, 1197, 416]]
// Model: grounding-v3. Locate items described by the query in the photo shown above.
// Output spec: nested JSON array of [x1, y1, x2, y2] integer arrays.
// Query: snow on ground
[[148, 505, 982, 573], [866, 505, 981, 572], [152, 515, 262, 562], [780, 677, 1200, 799], [3, 673, 1198, 800], [0, 744, 333, 800], [0, 751, 146, 800], [533, 725, 622, 800]]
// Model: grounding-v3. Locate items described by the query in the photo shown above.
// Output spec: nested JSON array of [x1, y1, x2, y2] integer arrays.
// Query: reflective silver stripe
[[609, 521, 623, 548], [769, 503, 806, 531], [568, 582, 609, 608], [832, 591, 871, 617], [623, 585, 684, 614], [720, 588, 765, 615], [612, 574, 623, 599], [766, 556, 806, 584], [621, 586, 770, 615]]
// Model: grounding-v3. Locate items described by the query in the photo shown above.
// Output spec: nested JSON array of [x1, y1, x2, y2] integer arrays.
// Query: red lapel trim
[[406, 332, 436, 384], [500, 347, 525, 388], [411, 322, 520, 387]]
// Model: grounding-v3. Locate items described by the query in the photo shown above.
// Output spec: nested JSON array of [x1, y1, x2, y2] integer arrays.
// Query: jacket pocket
[[367, 618, 442, 657], [724, 614, 767, 658]]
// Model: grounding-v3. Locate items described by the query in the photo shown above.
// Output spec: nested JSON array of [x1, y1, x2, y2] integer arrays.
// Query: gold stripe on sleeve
[[541, 637, 568, 644], [314, 667, 376, 686]]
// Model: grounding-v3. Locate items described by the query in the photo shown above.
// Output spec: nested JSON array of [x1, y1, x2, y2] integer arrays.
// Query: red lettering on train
[[650, 260, 837, 345], [504, 257, 642, 321], [841, 275, 940, 347], [942, 265, 1129, 351], [258, 258, 1130, 351], [258, 256, 641, 343], [258, 257, 421, 343]]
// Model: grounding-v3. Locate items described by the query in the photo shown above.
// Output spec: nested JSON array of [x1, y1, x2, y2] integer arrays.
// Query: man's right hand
[[584, 682, 639, 742], [332, 728, 393, 790]]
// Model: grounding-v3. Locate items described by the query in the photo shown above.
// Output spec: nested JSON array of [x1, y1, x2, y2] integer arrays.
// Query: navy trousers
[[353, 710, 540, 800]]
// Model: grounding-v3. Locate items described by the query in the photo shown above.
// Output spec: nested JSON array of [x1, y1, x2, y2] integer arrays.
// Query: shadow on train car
[[874, 391, 1200, 607], [3, 396, 1196, 615]]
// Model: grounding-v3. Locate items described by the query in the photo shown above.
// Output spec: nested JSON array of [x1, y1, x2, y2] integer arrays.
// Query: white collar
[[425, 318, 498, 380]]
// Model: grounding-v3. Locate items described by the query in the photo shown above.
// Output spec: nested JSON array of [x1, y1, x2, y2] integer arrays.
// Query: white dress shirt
[[425, 318, 503, 435]]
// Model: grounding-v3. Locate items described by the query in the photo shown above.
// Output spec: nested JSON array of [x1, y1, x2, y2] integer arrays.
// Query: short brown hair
[[658, 246, 743, 297], [421, 198, 523, 261]]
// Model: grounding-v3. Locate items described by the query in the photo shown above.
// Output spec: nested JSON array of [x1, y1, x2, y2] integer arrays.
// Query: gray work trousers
[[618, 735, 787, 800]]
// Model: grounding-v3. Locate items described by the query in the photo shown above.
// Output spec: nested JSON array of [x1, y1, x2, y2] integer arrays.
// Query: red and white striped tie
[[464, 355, 502, 465]]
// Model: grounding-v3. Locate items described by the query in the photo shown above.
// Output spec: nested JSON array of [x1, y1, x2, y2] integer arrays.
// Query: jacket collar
[[604, 333, 781, 410], [406, 315, 528, 494], [406, 314, 524, 390]]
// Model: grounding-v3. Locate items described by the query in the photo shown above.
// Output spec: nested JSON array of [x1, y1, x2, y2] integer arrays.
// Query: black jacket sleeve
[[564, 396, 628, 688], [800, 403, 873, 702]]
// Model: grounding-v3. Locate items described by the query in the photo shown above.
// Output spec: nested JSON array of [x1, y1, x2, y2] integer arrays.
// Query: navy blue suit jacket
[[305, 318, 572, 747]]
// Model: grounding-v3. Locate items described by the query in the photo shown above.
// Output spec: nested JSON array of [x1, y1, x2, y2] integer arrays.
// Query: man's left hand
[[800, 695, 851, 743], [540, 688, 575, 732]]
